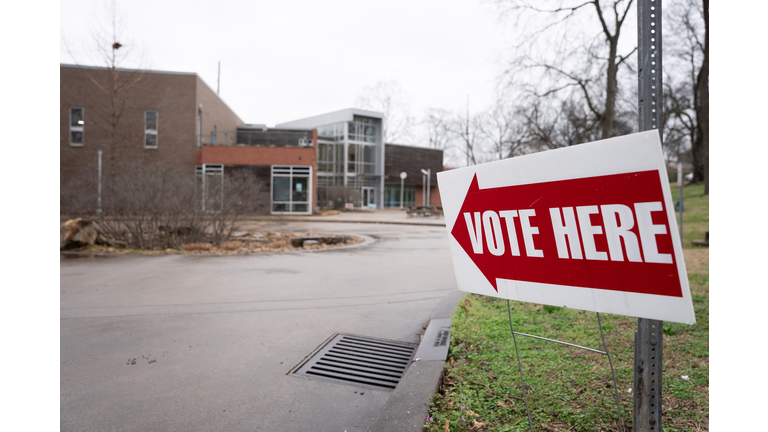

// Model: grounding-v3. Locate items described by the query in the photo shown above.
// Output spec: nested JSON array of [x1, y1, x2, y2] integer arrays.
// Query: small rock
[[61, 218, 98, 250]]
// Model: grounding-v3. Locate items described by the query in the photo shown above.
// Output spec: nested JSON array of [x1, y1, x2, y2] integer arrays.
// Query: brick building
[[61, 64, 443, 215], [383, 144, 443, 208]]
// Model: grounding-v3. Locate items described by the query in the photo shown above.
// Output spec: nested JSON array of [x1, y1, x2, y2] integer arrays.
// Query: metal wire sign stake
[[506, 300, 625, 432]]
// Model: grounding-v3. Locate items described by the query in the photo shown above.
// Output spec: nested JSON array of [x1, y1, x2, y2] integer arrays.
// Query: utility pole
[[635, 0, 664, 431]]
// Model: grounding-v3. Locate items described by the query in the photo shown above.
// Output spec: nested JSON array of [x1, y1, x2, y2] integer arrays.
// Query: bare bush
[[206, 169, 262, 246], [93, 161, 203, 250], [322, 185, 361, 210]]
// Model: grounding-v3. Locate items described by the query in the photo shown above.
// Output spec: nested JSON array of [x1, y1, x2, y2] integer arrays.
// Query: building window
[[196, 164, 224, 212], [317, 123, 345, 141], [347, 143, 376, 174], [145, 110, 158, 148], [349, 116, 377, 143], [385, 184, 415, 208], [271, 166, 312, 215], [318, 141, 344, 174], [211, 125, 217, 145], [70, 107, 84, 146]]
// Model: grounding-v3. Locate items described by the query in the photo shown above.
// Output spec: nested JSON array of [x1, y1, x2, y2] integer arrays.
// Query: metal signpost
[[677, 162, 684, 241], [637, 0, 664, 430]]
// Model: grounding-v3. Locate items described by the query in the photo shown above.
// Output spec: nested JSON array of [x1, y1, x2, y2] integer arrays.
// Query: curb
[[241, 215, 446, 227], [369, 289, 465, 432], [60, 234, 377, 259]]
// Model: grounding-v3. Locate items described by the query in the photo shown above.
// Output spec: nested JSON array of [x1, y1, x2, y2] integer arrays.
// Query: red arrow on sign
[[450, 171, 682, 297]]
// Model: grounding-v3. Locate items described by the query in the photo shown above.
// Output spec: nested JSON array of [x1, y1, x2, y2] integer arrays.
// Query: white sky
[[60, 0, 510, 130]]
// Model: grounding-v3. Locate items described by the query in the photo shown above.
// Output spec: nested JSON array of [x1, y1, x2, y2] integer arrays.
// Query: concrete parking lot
[[60, 219, 458, 431]]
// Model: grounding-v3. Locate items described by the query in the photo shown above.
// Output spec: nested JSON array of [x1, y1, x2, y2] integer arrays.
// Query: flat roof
[[276, 108, 384, 129]]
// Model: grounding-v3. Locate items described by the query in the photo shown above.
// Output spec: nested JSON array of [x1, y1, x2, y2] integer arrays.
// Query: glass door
[[362, 187, 375, 208]]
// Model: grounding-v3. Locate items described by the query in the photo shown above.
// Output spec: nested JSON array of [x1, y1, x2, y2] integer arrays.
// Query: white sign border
[[437, 131, 696, 325]]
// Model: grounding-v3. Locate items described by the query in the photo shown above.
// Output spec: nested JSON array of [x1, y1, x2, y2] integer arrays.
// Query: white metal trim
[[270, 165, 313, 216]]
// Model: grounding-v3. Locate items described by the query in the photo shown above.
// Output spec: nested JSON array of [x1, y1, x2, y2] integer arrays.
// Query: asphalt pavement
[[60, 211, 458, 431]]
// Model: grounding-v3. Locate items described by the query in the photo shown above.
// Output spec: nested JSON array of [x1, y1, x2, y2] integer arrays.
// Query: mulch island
[[64, 230, 364, 255]]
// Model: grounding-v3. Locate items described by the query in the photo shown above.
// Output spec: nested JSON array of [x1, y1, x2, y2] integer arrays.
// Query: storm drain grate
[[289, 333, 417, 390]]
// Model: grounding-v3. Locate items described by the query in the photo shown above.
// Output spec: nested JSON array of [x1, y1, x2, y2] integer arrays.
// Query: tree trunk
[[700, 0, 709, 195], [602, 37, 619, 140]]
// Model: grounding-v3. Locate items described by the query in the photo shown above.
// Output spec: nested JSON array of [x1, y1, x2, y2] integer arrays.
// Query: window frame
[[271, 165, 312, 215], [69, 107, 84, 147], [144, 110, 159, 149]]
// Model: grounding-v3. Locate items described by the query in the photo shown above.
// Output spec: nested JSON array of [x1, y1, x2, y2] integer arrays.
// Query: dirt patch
[[683, 248, 709, 275], [67, 232, 364, 255]]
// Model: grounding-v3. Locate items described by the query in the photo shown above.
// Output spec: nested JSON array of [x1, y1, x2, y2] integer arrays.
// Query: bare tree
[[445, 110, 484, 166], [421, 108, 453, 151], [477, 98, 531, 160], [497, 0, 638, 143], [665, 0, 708, 193], [355, 80, 415, 144], [62, 0, 149, 176]]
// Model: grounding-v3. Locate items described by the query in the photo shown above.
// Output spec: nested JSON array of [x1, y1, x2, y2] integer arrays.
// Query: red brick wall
[[201, 145, 319, 212], [414, 186, 442, 207], [200, 146, 315, 166]]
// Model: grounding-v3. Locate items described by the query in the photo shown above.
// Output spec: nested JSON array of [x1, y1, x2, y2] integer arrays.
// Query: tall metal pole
[[677, 162, 684, 241], [635, 0, 664, 431], [399, 171, 407, 209], [97, 149, 102, 214]]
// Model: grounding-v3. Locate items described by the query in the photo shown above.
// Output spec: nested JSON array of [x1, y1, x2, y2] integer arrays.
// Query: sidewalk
[[242, 208, 446, 227]]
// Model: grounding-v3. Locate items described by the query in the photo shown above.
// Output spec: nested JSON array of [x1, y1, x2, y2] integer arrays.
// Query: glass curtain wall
[[384, 184, 416, 208], [316, 116, 381, 209]]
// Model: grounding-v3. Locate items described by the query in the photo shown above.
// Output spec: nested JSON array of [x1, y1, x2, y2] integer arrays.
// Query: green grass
[[427, 184, 709, 432], [672, 182, 709, 249]]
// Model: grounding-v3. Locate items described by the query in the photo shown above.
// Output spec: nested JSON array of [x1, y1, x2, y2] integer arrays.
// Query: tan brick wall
[[61, 65, 247, 212], [195, 77, 244, 148], [61, 66, 199, 185]]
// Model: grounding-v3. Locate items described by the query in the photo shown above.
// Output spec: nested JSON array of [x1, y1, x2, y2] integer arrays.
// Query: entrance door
[[362, 187, 375, 208]]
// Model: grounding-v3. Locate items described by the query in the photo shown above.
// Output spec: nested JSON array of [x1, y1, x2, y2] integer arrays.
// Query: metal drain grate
[[289, 333, 417, 390]]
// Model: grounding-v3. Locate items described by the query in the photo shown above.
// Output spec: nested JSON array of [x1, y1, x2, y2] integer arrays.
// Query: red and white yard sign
[[437, 131, 695, 324]]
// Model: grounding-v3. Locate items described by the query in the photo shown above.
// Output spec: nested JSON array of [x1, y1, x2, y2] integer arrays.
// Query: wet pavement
[[60, 219, 458, 431]]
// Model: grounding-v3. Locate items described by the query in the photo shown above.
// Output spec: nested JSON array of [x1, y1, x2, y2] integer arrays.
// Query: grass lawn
[[673, 183, 709, 249], [427, 183, 709, 432]]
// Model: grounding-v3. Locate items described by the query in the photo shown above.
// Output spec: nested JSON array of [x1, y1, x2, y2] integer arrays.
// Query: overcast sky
[[60, 0, 510, 131]]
